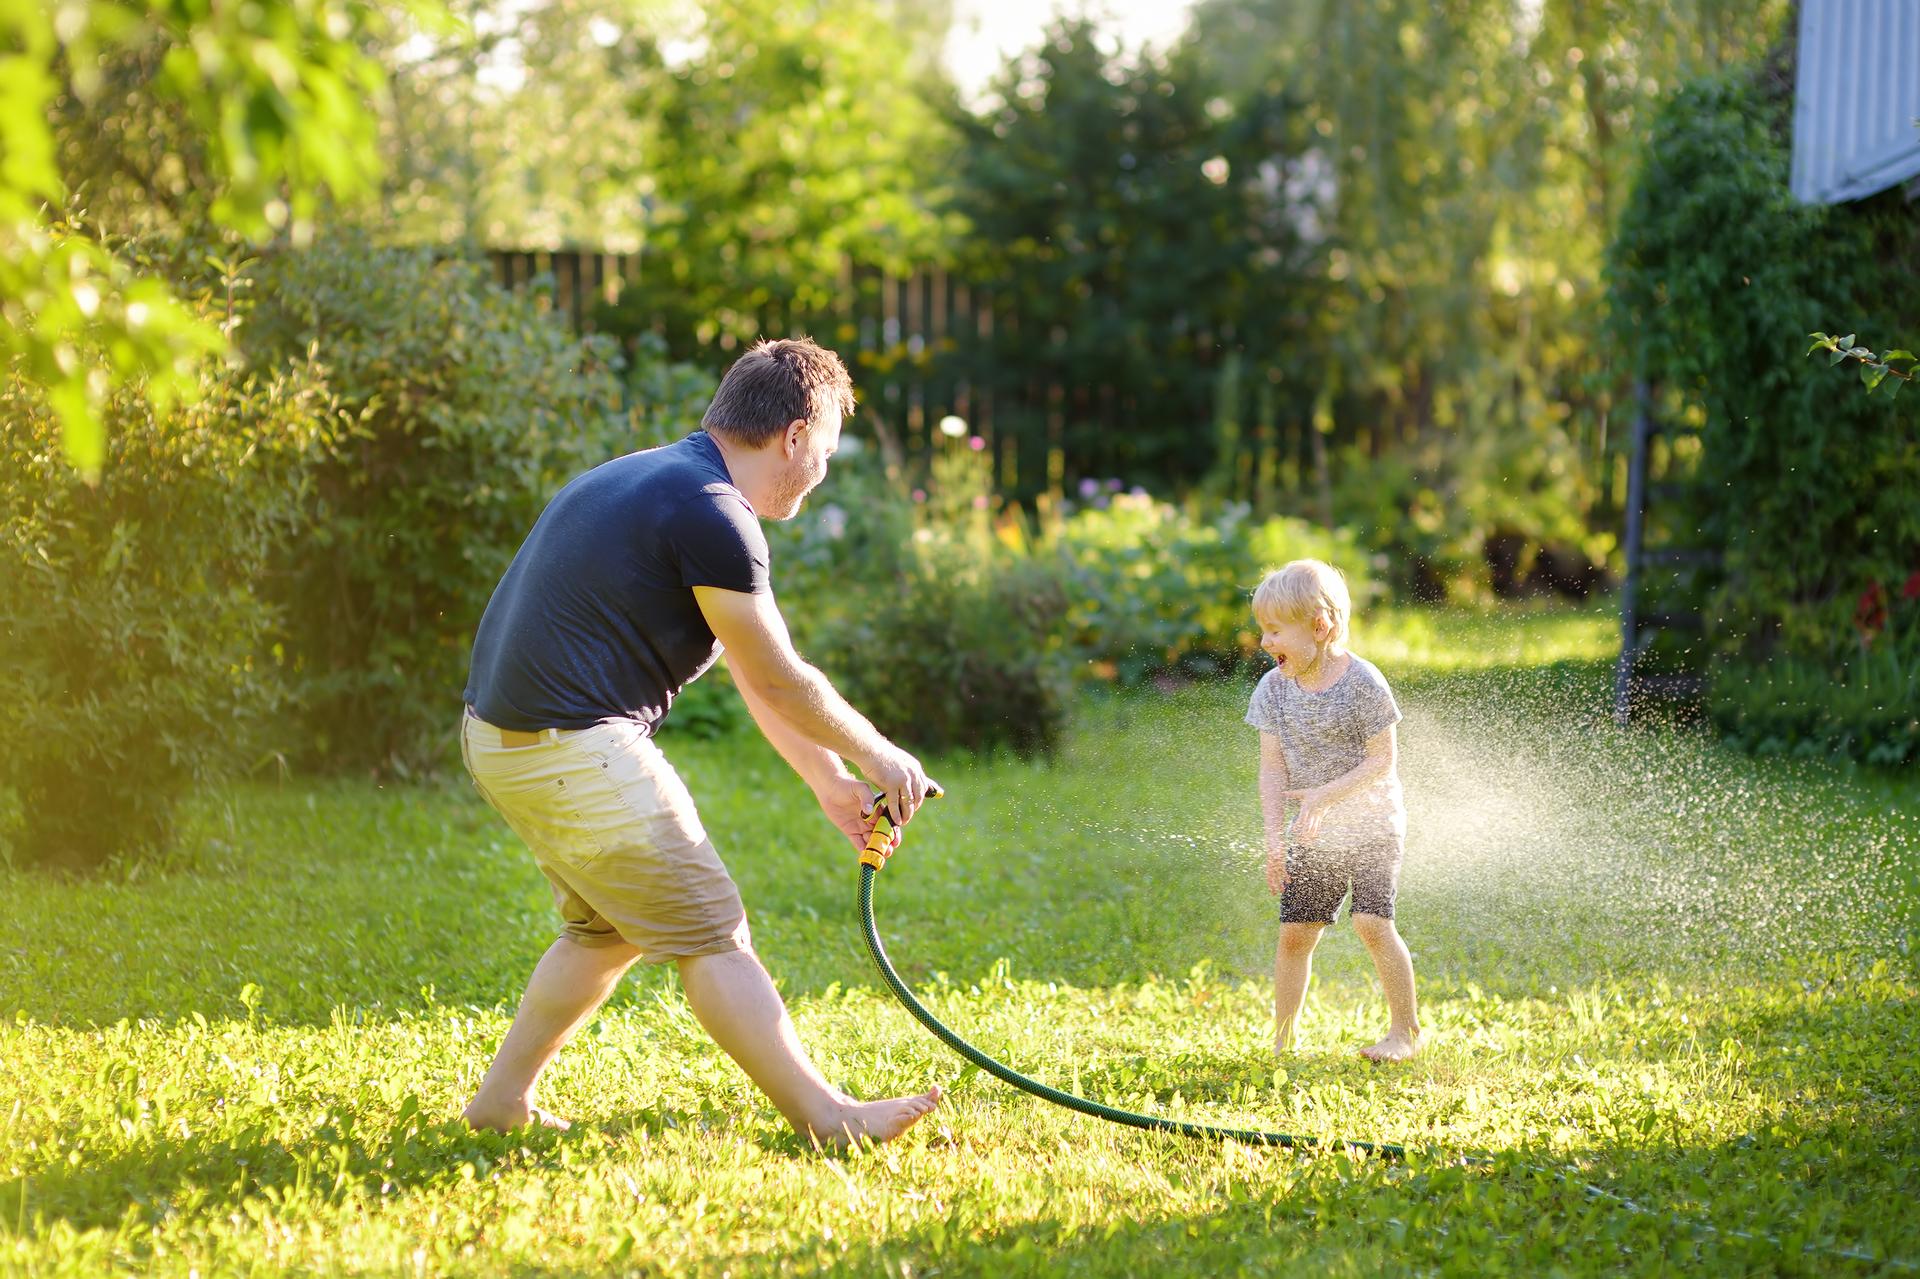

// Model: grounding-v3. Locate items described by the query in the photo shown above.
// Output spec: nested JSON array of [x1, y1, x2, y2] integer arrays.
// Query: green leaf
[[1883, 350, 1915, 365], [1829, 347, 1850, 366], [1861, 363, 1887, 391], [51, 380, 103, 481]]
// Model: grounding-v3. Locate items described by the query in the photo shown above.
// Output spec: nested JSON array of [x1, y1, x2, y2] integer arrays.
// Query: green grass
[[3, 606, 1917, 1276]]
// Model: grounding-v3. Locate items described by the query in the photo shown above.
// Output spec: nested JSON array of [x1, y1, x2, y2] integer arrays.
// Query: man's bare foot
[[1359, 1031, 1419, 1063], [462, 1099, 572, 1132], [807, 1086, 942, 1151]]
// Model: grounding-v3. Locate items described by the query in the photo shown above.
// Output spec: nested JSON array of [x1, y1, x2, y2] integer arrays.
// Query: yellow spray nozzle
[[857, 782, 943, 871]]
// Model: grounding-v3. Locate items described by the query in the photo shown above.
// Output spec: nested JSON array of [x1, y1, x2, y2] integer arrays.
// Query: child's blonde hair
[[1252, 559, 1352, 646]]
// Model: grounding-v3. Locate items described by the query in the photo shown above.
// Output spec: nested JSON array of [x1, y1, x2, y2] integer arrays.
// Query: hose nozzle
[[858, 782, 944, 870]]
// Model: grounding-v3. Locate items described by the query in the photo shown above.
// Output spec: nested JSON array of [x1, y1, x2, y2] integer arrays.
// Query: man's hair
[[700, 337, 856, 447], [1252, 559, 1352, 646]]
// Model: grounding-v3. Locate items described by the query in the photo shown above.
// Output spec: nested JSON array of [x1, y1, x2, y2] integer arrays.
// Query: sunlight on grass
[[1, 606, 1914, 1277], [1362, 600, 1619, 673]]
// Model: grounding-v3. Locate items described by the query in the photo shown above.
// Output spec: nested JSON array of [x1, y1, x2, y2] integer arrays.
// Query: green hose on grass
[[853, 790, 1915, 1272], [854, 788, 1403, 1159]]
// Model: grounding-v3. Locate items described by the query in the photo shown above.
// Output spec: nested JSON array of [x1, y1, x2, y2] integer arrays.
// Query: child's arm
[[1285, 725, 1396, 844], [1259, 732, 1292, 894]]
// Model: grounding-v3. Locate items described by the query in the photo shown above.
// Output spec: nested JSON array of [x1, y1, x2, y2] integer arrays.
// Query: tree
[[1177, 0, 1791, 588], [376, 0, 673, 250], [616, 0, 961, 357], [947, 17, 1315, 492], [6, 0, 429, 477]]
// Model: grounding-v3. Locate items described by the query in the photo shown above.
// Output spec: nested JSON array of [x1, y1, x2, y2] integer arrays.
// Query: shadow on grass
[[7, 987, 1914, 1275], [13, 1123, 1906, 1277], [0, 1109, 586, 1236]]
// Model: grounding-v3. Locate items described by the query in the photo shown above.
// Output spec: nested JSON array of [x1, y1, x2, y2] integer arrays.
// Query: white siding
[[1790, 0, 1920, 204]]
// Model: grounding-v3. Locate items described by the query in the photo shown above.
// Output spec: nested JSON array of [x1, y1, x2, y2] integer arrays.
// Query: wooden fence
[[484, 247, 1302, 502]]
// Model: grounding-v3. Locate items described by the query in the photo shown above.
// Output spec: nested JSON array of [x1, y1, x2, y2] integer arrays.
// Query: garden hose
[[855, 787, 1402, 1158], [852, 790, 1916, 1272]]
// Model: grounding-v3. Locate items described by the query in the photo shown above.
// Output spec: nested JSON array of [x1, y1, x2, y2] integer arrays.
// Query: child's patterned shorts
[[1280, 838, 1404, 923]]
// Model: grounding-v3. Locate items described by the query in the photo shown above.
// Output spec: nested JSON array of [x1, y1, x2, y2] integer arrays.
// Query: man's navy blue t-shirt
[[464, 431, 770, 733]]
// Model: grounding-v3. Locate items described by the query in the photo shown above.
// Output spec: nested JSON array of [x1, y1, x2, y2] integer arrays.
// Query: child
[[1245, 560, 1420, 1062]]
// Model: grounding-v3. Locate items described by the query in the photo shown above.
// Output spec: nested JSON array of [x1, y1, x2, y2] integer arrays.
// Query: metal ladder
[[1614, 381, 1719, 723]]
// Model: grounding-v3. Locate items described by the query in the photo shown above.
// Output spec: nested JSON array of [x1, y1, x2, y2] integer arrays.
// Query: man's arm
[[727, 657, 851, 792], [730, 662, 887, 854], [694, 585, 931, 824]]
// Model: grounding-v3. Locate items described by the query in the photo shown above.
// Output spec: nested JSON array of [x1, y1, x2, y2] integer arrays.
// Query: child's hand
[[1282, 788, 1331, 844], [1265, 839, 1289, 896]]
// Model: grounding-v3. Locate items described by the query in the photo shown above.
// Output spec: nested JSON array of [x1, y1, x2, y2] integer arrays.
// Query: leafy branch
[[1807, 332, 1916, 398]]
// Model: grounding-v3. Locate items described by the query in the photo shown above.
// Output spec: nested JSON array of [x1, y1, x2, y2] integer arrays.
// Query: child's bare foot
[[463, 1099, 572, 1132], [1359, 1031, 1419, 1063], [808, 1086, 942, 1151]]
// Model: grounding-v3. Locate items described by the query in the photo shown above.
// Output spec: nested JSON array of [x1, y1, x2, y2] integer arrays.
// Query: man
[[459, 337, 939, 1148]]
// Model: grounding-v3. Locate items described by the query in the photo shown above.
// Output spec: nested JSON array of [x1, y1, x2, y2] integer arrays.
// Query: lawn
[[3, 605, 1916, 1277]]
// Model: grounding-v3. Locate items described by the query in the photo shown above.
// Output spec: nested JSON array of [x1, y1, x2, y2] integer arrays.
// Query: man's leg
[[464, 936, 641, 1130], [1351, 912, 1420, 1061], [1273, 921, 1325, 1052], [678, 947, 940, 1148]]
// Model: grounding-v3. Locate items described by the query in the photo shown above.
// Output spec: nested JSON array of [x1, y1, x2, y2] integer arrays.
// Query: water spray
[[858, 783, 1400, 1156], [854, 785, 1914, 1271]]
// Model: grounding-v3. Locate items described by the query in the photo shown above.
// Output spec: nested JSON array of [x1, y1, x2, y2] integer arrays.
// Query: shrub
[[239, 235, 633, 773], [0, 350, 338, 870], [1606, 70, 1919, 762], [766, 434, 1384, 755], [617, 333, 717, 450], [1054, 492, 1381, 685], [769, 440, 1074, 756], [1708, 574, 1920, 767], [809, 549, 1075, 758], [1328, 430, 1607, 604]]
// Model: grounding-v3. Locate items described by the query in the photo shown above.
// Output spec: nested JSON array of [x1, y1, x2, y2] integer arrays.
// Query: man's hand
[[1265, 834, 1290, 896], [817, 776, 897, 856], [1282, 786, 1331, 844], [861, 744, 933, 829]]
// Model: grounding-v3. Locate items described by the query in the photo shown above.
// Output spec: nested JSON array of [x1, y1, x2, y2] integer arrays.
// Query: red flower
[[1903, 569, 1920, 602], [1855, 580, 1888, 644]]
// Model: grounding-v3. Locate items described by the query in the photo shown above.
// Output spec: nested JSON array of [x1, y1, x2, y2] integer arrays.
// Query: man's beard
[[766, 461, 820, 520]]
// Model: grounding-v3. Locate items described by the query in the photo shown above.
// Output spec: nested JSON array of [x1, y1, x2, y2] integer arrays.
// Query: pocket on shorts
[[568, 720, 708, 850], [466, 736, 623, 872]]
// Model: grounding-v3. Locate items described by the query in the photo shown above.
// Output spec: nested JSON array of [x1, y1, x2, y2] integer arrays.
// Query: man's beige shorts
[[460, 710, 751, 961]]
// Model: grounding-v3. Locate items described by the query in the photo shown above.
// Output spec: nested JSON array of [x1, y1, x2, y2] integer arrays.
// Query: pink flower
[[969, 435, 986, 451], [972, 494, 989, 509], [912, 488, 926, 503], [1078, 478, 1099, 498]]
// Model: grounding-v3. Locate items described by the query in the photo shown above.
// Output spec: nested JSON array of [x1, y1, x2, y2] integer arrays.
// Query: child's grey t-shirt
[[1245, 654, 1406, 849]]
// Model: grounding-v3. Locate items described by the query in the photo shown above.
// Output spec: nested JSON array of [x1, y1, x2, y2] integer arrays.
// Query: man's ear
[[782, 418, 808, 459]]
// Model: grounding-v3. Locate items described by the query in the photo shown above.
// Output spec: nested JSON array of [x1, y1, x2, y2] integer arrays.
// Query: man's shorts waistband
[[462, 706, 570, 749]]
